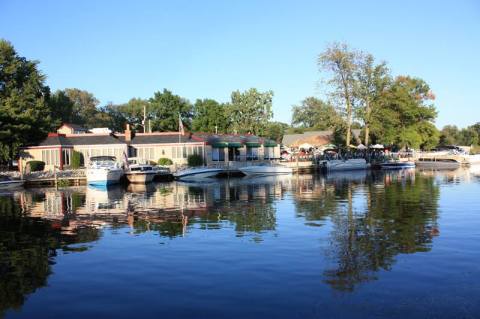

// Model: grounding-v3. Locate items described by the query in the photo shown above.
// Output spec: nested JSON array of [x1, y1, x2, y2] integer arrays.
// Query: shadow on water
[[2, 167, 477, 315]]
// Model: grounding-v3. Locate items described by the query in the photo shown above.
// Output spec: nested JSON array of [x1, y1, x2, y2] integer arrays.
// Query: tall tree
[[149, 89, 193, 132], [291, 97, 340, 130], [318, 43, 358, 147], [354, 53, 390, 146], [262, 121, 289, 142], [192, 98, 230, 133], [0, 39, 53, 162], [63, 88, 100, 127], [228, 88, 273, 135], [49, 90, 74, 127], [112, 98, 149, 132], [371, 76, 438, 149]]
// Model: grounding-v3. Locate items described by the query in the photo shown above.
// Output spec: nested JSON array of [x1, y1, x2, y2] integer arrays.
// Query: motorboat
[[0, 175, 24, 190], [125, 158, 156, 184], [86, 156, 124, 186], [320, 158, 368, 171], [238, 163, 293, 176], [380, 161, 415, 169], [173, 166, 224, 180]]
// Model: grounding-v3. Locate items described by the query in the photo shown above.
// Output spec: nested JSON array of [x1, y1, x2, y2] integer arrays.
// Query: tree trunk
[[346, 98, 352, 148], [364, 100, 370, 146]]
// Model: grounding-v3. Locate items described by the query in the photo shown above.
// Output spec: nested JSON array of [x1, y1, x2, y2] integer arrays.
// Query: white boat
[[173, 167, 224, 180], [380, 161, 415, 169], [320, 158, 368, 171], [125, 158, 156, 184], [86, 156, 124, 186], [0, 175, 24, 190], [238, 163, 293, 176]]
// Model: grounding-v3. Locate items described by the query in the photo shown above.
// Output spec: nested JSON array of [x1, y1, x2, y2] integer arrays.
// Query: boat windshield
[[90, 156, 116, 162]]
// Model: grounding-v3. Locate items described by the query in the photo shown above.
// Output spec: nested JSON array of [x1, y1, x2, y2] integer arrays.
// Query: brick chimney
[[125, 124, 132, 143]]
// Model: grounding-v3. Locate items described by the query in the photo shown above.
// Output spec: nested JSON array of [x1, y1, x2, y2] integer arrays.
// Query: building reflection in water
[[2, 167, 466, 314]]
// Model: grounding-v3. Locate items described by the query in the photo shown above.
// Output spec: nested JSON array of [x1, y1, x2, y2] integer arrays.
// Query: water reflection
[[1, 167, 479, 315]]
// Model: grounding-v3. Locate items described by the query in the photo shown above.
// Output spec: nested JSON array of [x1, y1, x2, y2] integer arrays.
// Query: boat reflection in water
[[1, 167, 479, 318]]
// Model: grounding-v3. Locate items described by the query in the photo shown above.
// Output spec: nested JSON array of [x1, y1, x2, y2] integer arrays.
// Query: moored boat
[[380, 161, 415, 169], [238, 163, 293, 176], [320, 158, 368, 171], [0, 175, 24, 190], [173, 167, 224, 180], [125, 158, 156, 184], [86, 156, 124, 186]]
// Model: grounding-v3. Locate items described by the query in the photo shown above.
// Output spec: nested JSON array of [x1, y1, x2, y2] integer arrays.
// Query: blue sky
[[1, 0, 479, 128]]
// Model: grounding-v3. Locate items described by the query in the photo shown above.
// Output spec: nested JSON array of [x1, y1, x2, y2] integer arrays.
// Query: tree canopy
[[192, 98, 230, 133], [291, 97, 340, 130], [149, 89, 193, 132], [0, 39, 53, 162], [228, 88, 274, 135]]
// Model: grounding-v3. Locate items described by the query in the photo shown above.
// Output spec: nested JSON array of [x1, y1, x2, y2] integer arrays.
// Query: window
[[212, 147, 225, 161], [246, 147, 258, 161], [183, 146, 187, 158], [41, 149, 60, 166], [62, 149, 71, 166], [264, 147, 274, 159]]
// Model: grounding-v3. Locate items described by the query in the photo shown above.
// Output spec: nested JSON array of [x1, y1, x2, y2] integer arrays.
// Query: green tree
[[439, 125, 460, 145], [63, 88, 100, 127], [291, 97, 340, 129], [370, 76, 438, 149], [228, 88, 273, 135], [0, 39, 53, 163], [354, 52, 390, 146], [262, 121, 289, 143], [458, 127, 479, 146], [49, 90, 74, 126], [149, 89, 193, 131], [112, 98, 149, 132], [318, 42, 359, 147], [192, 98, 230, 133]]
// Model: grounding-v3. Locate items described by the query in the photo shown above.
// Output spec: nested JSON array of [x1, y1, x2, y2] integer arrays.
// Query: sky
[[1, 0, 479, 128]]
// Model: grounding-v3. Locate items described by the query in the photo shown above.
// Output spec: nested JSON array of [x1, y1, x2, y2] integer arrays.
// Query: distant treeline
[[1, 39, 478, 163]]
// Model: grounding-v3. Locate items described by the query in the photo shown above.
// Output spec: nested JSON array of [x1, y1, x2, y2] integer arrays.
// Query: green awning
[[245, 142, 261, 147], [263, 141, 277, 147], [211, 142, 228, 148], [228, 142, 242, 148]]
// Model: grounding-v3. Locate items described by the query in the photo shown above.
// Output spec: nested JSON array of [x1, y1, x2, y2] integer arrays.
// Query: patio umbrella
[[299, 143, 313, 149], [357, 144, 367, 150], [370, 144, 384, 149]]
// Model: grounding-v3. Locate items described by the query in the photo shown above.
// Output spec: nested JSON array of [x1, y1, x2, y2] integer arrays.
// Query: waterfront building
[[18, 124, 280, 172]]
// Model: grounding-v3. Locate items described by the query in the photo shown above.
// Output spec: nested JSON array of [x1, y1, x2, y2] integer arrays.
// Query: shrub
[[71, 150, 83, 169], [187, 154, 204, 167], [27, 160, 45, 172], [157, 158, 173, 166], [56, 179, 70, 187]]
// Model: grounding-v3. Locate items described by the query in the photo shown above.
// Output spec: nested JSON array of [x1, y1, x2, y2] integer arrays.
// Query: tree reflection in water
[[0, 195, 101, 317], [293, 170, 440, 292]]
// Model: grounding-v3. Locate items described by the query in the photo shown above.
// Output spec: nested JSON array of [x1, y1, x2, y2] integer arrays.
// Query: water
[[1, 168, 480, 319]]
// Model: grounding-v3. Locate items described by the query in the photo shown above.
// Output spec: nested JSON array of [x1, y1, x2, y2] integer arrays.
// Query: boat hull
[[174, 168, 224, 180], [381, 161, 415, 169], [125, 171, 156, 184], [86, 168, 124, 186], [321, 159, 368, 171]]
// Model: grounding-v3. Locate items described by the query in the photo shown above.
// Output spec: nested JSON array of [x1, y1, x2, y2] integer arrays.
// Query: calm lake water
[[1, 168, 480, 319]]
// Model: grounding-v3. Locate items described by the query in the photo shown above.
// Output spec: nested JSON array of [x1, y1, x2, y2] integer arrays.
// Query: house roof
[[126, 133, 199, 144], [25, 132, 277, 149], [282, 129, 361, 146]]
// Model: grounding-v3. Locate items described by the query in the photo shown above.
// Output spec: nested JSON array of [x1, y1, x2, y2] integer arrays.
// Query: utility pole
[[143, 105, 147, 133]]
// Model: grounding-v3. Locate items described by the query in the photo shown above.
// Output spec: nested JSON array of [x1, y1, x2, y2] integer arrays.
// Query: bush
[[187, 154, 204, 167], [27, 160, 45, 172], [71, 150, 83, 169], [157, 158, 173, 166]]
